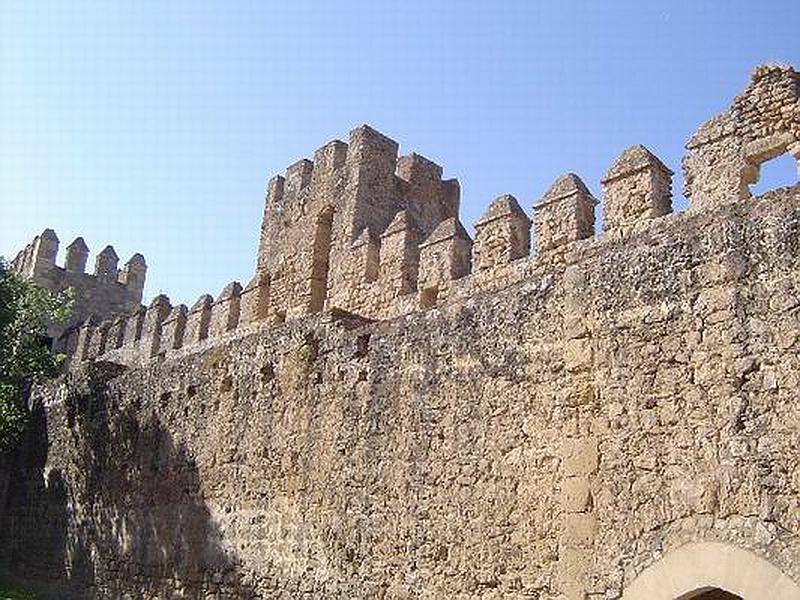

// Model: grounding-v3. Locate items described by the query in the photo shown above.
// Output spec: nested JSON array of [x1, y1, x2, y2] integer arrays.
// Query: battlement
[[51, 64, 799, 369], [9, 230, 147, 350]]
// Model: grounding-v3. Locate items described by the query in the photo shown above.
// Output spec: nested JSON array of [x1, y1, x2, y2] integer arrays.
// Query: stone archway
[[679, 590, 741, 600], [621, 542, 800, 600]]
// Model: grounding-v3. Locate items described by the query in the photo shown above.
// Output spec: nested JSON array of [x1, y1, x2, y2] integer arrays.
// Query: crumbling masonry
[[1, 64, 799, 599]]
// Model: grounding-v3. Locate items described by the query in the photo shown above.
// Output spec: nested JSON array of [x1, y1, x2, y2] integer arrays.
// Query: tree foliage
[[0, 260, 73, 451]]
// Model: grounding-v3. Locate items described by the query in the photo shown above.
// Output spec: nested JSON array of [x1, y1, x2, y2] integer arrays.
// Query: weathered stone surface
[[3, 64, 800, 600]]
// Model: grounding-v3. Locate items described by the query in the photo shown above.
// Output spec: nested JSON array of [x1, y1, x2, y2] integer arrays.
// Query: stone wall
[[1, 64, 799, 599]]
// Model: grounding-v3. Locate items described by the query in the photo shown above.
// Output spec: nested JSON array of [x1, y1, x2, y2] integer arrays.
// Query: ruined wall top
[[683, 64, 799, 207]]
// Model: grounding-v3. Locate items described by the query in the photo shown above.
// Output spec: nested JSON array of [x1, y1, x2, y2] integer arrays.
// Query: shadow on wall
[[0, 363, 258, 599]]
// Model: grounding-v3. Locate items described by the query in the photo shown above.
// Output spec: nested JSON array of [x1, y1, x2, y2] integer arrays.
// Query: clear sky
[[2, 1, 798, 305]]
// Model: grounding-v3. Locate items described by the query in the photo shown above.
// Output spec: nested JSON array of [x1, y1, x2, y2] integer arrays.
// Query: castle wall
[[1, 65, 799, 600], [1, 184, 798, 599]]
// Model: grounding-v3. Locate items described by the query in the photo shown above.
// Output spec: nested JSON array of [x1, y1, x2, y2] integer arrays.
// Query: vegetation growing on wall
[[0, 259, 72, 452]]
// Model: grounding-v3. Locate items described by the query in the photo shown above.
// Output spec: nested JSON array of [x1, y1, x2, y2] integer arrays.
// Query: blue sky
[[2, 1, 798, 305]]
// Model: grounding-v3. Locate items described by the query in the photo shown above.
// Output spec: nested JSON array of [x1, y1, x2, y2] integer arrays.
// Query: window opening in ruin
[[420, 286, 439, 309], [309, 208, 334, 313], [749, 152, 798, 197], [678, 588, 742, 600]]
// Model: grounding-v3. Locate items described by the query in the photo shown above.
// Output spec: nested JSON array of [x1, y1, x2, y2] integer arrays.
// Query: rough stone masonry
[[1, 64, 799, 599]]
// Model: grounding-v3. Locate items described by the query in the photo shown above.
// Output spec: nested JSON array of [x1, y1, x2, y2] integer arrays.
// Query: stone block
[[561, 438, 599, 477], [561, 477, 592, 513], [561, 513, 597, 548]]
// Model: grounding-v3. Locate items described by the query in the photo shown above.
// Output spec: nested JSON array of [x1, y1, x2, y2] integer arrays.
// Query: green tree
[[0, 259, 72, 452]]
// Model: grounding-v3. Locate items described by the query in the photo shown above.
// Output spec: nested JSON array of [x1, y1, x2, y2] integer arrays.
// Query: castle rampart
[[45, 65, 799, 370], [1, 64, 799, 600]]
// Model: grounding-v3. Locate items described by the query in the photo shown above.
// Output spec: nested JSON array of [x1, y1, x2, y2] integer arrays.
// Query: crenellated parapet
[[185, 294, 213, 345], [8, 230, 147, 350], [45, 63, 800, 369], [71, 277, 255, 366], [161, 304, 188, 352], [418, 217, 473, 307], [209, 281, 243, 337]]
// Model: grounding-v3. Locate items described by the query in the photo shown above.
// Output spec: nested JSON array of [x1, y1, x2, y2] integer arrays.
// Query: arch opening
[[678, 588, 742, 600], [621, 541, 800, 600]]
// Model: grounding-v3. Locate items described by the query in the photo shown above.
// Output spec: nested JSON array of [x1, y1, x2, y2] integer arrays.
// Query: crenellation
[[11, 229, 62, 284], [7, 63, 800, 600], [309, 141, 348, 214], [33, 228, 59, 268], [343, 124, 400, 241], [10, 64, 797, 377], [602, 145, 673, 232], [534, 173, 597, 252], [141, 294, 171, 358], [94, 245, 120, 281], [121, 306, 145, 349], [284, 158, 314, 197], [141, 294, 172, 358], [119, 253, 147, 305], [185, 294, 213, 344], [161, 304, 188, 351], [9, 230, 147, 357], [209, 281, 242, 337], [312, 139, 348, 174], [256, 175, 286, 273], [252, 123, 466, 322], [15, 241, 34, 278], [86, 319, 111, 360], [105, 314, 127, 352], [379, 209, 421, 296], [473, 193, 531, 271], [65, 237, 89, 273], [396, 152, 458, 238], [418, 216, 473, 306], [240, 273, 270, 325]]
